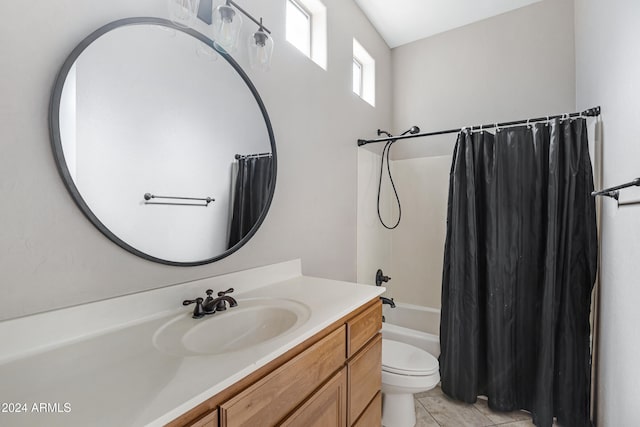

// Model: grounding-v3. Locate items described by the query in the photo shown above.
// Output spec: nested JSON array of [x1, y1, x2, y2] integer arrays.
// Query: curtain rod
[[357, 106, 601, 147]]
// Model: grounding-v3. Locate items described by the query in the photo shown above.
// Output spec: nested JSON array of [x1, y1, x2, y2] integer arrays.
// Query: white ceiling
[[354, 0, 543, 48]]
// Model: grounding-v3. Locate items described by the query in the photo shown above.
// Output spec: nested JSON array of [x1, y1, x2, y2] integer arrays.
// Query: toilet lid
[[382, 339, 439, 376]]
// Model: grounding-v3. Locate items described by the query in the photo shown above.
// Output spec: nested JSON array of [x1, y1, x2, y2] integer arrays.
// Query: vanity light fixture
[[167, 0, 274, 70], [167, 0, 201, 27], [247, 18, 274, 71], [211, 0, 243, 51]]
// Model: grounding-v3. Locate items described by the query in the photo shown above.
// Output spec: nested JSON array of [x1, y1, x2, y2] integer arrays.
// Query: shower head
[[401, 126, 420, 135], [378, 126, 420, 139]]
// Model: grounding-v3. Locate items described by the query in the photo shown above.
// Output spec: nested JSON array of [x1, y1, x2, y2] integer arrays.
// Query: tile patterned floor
[[413, 386, 558, 427]]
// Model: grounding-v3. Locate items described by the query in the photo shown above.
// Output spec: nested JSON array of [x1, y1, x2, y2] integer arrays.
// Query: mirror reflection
[[53, 20, 276, 265]]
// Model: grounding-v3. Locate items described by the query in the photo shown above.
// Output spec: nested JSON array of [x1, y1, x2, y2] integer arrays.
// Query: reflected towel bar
[[144, 193, 215, 207], [592, 178, 640, 206], [235, 152, 272, 160]]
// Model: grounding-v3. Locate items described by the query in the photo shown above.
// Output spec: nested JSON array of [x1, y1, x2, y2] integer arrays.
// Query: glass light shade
[[212, 4, 243, 52], [248, 30, 274, 71], [167, 0, 200, 28]]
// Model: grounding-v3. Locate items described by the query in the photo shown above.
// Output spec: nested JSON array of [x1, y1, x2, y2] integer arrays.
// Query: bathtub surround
[[388, 156, 450, 309], [0, 0, 391, 321], [356, 150, 450, 311], [357, 148, 393, 288]]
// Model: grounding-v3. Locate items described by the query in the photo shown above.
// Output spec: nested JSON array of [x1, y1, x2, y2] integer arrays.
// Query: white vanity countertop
[[0, 260, 384, 427]]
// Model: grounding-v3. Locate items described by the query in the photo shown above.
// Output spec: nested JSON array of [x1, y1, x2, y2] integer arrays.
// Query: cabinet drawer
[[347, 300, 381, 358], [353, 392, 381, 427], [220, 326, 346, 427], [279, 368, 347, 427], [348, 333, 382, 425], [185, 410, 218, 427]]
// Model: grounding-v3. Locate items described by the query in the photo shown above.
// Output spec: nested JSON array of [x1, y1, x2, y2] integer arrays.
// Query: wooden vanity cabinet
[[346, 300, 382, 427], [279, 368, 347, 427], [168, 298, 382, 427], [219, 327, 347, 426], [184, 410, 218, 427], [353, 392, 381, 427], [348, 334, 382, 425]]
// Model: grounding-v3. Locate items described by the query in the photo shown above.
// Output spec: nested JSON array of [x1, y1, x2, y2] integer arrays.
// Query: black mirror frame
[[48, 17, 277, 267]]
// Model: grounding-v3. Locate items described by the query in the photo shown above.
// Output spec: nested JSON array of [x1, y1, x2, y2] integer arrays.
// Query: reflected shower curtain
[[440, 119, 598, 427], [227, 156, 273, 249]]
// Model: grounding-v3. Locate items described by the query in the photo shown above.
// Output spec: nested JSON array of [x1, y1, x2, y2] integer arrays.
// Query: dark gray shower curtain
[[227, 156, 273, 249], [440, 119, 598, 427]]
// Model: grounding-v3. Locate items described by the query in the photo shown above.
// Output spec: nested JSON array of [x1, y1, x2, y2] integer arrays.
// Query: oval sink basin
[[153, 298, 311, 357]]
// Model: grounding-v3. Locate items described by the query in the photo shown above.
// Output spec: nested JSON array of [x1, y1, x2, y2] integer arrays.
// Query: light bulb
[[212, 4, 242, 52], [248, 30, 273, 71]]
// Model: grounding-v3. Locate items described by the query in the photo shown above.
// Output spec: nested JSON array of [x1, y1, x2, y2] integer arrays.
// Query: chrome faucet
[[183, 288, 238, 319]]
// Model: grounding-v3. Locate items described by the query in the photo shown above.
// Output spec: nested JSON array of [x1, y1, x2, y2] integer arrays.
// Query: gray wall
[[391, 0, 576, 159], [0, 0, 391, 321], [575, 0, 640, 424]]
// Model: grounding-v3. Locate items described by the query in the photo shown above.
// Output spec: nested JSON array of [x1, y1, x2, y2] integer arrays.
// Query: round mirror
[[49, 18, 276, 266]]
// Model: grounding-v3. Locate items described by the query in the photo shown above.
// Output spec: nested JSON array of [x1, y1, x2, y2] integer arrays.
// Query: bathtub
[[382, 302, 441, 357]]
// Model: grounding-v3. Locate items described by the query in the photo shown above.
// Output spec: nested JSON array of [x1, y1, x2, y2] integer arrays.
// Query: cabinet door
[[353, 392, 381, 427], [279, 368, 347, 427], [348, 333, 382, 425], [220, 326, 346, 427]]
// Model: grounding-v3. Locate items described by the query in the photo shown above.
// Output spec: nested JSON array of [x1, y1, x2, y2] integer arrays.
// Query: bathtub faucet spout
[[380, 296, 396, 308]]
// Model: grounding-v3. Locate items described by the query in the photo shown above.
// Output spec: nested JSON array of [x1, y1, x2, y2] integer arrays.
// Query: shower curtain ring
[[527, 118, 531, 129]]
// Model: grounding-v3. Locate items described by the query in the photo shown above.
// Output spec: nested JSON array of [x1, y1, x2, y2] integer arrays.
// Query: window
[[353, 39, 375, 106], [352, 58, 363, 97], [286, 0, 311, 58], [285, 0, 327, 69]]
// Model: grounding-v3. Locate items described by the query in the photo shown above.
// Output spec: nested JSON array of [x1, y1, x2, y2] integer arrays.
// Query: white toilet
[[381, 339, 440, 427]]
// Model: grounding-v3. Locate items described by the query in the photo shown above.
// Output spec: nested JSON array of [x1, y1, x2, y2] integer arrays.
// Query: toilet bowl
[[381, 339, 440, 427]]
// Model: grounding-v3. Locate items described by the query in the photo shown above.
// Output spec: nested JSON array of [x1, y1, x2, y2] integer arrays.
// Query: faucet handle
[[217, 288, 234, 297], [376, 269, 391, 286], [183, 297, 205, 318]]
